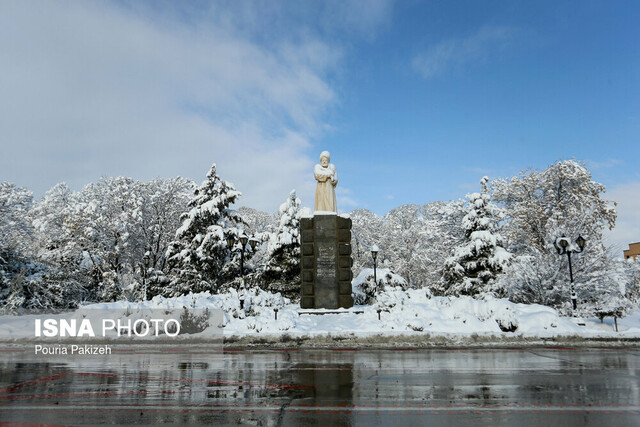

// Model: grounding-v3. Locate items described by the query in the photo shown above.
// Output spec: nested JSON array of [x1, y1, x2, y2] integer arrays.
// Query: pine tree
[[259, 190, 302, 299], [443, 177, 511, 297], [165, 164, 243, 297]]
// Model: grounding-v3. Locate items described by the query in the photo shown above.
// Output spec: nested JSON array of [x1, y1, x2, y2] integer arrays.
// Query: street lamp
[[248, 237, 259, 252], [226, 235, 235, 252], [226, 233, 253, 277], [239, 234, 248, 276], [554, 235, 586, 311], [142, 252, 150, 301], [371, 244, 379, 293]]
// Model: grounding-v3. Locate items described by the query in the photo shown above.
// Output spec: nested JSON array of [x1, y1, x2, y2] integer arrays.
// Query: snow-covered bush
[[352, 268, 408, 305], [494, 306, 518, 332]]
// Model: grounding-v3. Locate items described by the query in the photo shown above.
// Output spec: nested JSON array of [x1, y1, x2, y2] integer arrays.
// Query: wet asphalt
[[0, 345, 639, 426]]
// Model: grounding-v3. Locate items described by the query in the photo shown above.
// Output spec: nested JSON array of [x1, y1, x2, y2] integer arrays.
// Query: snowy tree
[[62, 177, 146, 301], [492, 160, 616, 254], [165, 164, 244, 297], [30, 183, 76, 266], [258, 190, 302, 299], [493, 160, 620, 312], [349, 201, 466, 293], [238, 207, 276, 235], [411, 201, 466, 292], [442, 177, 511, 297], [137, 177, 193, 271], [350, 209, 384, 275], [27, 178, 193, 303], [380, 204, 424, 286], [0, 182, 34, 255], [0, 182, 86, 309], [1, 182, 36, 307]]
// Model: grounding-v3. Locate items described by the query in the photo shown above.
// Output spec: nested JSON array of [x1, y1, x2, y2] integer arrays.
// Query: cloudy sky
[[1, 1, 638, 252]]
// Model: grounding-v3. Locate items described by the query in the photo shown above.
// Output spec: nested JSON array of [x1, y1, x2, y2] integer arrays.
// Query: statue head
[[320, 151, 330, 167]]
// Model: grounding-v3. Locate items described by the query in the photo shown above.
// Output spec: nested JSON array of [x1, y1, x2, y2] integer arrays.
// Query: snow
[[4, 288, 638, 342]]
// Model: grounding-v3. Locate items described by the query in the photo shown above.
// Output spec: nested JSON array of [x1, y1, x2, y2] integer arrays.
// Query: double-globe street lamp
[[554, 235, 586, 311], [226, 233, 259, 310], [226, 233, 259, 276]]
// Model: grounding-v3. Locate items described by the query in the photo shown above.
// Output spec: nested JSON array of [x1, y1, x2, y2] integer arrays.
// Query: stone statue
[[314, 151, 338, 212]]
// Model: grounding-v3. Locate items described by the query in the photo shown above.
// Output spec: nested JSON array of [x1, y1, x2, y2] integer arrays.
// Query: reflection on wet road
[[1, 346, 639, 425]]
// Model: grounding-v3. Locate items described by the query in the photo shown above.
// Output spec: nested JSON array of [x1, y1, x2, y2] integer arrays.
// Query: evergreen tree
[[165, 164, 243, 297], [258, 190, 302, 299], [443, 177, 511, 296]]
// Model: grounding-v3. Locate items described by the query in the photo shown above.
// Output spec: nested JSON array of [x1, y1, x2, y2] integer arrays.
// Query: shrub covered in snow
[[352, 268, 408, 304]]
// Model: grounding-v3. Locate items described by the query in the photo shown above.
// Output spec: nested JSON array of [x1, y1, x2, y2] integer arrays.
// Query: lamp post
[[142, 252, 150, 301], [371, 244, 379, 293], [554, 235, 586, 311], [227, 233, 258, 277], [239, 234, 248, 276]]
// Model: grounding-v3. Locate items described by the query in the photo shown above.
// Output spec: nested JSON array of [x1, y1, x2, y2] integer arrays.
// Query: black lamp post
[[142, 252, 150, 301], [371, 244, 379, 293], [239, 234, 248, 276], [554, 235, 586, 311], [226, 234, 253, 277]]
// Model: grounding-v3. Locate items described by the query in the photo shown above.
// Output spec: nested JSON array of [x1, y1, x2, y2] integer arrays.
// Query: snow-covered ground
[[87, 288, 640, 340], [2, 287, 639, 344]]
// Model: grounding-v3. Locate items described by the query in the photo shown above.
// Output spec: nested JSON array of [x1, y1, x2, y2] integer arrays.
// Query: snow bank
[[65, 287, 640, 340]]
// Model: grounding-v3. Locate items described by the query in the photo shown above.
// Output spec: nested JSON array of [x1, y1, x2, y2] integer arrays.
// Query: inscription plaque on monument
[[300, 214, 353, 309]]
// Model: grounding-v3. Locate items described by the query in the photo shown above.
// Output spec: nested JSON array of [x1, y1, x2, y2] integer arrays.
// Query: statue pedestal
[[300, 214, 353, 309]]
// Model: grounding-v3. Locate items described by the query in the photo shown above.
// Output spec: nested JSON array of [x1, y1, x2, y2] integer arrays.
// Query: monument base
[[300, 214, 353, 309]]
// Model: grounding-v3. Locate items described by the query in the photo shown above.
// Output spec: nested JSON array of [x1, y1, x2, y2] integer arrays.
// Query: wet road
[[0, 346, 639, 426]]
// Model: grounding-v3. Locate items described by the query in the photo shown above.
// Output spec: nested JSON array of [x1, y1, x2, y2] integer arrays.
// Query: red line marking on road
[[332, 348, 358, 351], [0, 423, 71, 427], [0, 373, 69, 395]]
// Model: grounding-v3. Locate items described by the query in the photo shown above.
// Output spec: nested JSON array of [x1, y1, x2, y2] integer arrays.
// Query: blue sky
[[0, 0, 638, 247], [324, 1, 639, 211]]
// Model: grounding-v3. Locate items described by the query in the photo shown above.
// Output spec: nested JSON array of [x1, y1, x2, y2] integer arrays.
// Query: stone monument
[[300, 152, 354, 309]]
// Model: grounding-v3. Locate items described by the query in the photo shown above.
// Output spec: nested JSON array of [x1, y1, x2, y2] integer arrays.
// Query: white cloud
[[604, 182, 640, 255], [458, 182, 479, 191], [0, 2, 389, 213], [338, 196, 359, 211], [412, 26, 517, 79], [465, 166, 493, 175], [587, 158, 624, 170]]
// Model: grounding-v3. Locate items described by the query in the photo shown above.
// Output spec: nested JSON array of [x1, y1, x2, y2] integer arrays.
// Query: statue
[[314, 151, 337, 212]]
